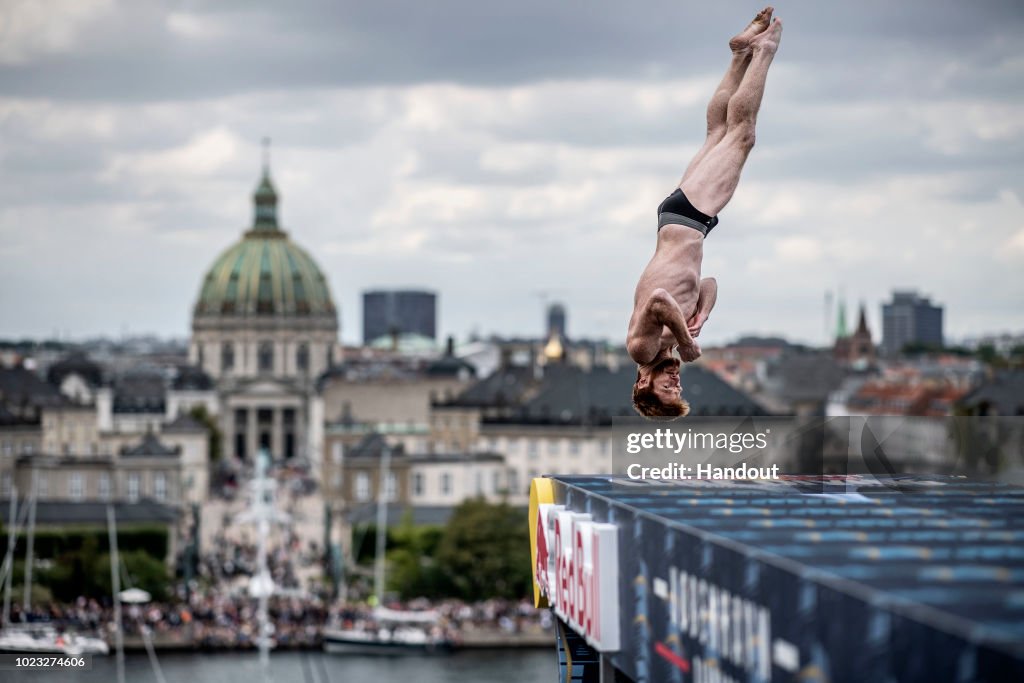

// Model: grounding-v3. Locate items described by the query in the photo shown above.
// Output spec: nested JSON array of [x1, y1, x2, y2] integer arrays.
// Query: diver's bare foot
[[729, 6, 773, 54], [749, 17, 782, 54], [679, 342, 701, 363]]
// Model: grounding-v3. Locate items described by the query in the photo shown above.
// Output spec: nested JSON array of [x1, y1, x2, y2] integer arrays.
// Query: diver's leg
[[680, 18, 782, 216], [679, 6, 774, 184]]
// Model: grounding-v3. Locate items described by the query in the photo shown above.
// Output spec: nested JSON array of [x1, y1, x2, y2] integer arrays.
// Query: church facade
[[189, 157, 338, 464]]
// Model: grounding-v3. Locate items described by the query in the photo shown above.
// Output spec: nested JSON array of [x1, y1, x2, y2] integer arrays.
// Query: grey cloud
[[2, 1, 1022, 101]]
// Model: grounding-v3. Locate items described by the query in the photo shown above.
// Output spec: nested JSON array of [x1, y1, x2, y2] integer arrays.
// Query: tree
[[434, 498, 531, 601], [36, 548, 170, 602], [190, 404, 223, 461], [97, 551, 172, 602], [1009, 344, 1024, 368], [387, 512, 448, 599]]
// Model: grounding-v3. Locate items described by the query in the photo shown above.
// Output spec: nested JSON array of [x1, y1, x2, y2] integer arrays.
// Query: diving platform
[[530, 474, 1024, 683]]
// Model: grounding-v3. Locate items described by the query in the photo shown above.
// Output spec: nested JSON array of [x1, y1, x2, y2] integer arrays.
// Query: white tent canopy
[[117, 588, 152, 604]]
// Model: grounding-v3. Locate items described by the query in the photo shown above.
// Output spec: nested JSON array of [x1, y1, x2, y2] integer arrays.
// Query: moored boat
[[323, 608, 455, 656], [0, 624, 109, 655]]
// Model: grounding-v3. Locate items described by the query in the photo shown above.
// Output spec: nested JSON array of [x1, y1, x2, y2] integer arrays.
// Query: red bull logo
[[530, 477, 620, 652]]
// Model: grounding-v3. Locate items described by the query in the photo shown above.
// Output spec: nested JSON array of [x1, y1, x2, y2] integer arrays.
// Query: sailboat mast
[[107, 504, 125, 683], [2, 488, 17, 626], [254, 449, 272, 674], [373, 446, 391, 603], [23, 470, 37, 613]]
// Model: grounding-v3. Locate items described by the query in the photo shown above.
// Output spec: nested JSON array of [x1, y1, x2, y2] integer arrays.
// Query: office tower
[[363, 290, 437, 345], [881, 291, 944, 356]]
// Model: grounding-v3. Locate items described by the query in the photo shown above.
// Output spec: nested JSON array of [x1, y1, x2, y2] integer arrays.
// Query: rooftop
[[441, 362, 771, 424]]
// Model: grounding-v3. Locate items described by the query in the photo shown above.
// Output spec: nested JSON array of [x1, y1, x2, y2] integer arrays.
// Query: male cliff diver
[[628, 7, 782, 418]]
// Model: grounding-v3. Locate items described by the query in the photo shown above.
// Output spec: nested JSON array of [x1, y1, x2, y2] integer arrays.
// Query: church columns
[[227, 400, 304, 461], [246, 409, 258, 461], [224, 410, 235, 459], [272, 408, 284, 459]]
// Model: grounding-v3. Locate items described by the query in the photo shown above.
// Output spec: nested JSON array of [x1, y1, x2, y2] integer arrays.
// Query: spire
[[835, 295, 848, 340], [855, 303, 870, 337], [252, 137, 280, 232]]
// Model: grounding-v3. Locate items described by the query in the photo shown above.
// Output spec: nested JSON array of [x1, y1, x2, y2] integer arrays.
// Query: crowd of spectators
[[7, 594, 325, 649], [8, 595, 549, 650]]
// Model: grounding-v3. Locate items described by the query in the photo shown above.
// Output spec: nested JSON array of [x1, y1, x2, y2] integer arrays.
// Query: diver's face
[[651, 358, 682, 405]]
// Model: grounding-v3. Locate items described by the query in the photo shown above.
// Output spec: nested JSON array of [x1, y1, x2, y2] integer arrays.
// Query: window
[[21, 441, 34, 454], [412, 472, 424, 497], [99, 473, 111, 500], [492, 470, 502, 493], [356, 472, 370, 502], [69, 473, 84, 501], [528, 440, 539, 459], [258, 341, 274, 374], [569, 440, 580, 456], [296, 343, 309, 374], [385, 472, 397, 502], [37, 473, 49, 498], [154, 473, 167, 501], [1, 441, 11, 456], [222, 343, 235, 372], [332, 442, 344, 464], [441, 472, 452, 496], [127, 473, 140, 502], [548, 439, 559, 455], [1, 472, 10, 497], [507, 469, 519, 494], [475, 471, 484, 495]]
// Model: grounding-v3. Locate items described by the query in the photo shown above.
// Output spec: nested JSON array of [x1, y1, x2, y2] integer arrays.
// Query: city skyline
[[1, 0, 1022, 346]]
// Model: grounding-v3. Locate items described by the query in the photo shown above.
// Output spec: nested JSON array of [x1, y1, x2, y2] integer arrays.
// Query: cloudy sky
[[1, 0, 1022, 347]]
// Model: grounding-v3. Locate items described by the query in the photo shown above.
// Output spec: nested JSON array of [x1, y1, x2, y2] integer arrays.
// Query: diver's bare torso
[[633, 225, 704, 327], [627, 225, 709, 365]]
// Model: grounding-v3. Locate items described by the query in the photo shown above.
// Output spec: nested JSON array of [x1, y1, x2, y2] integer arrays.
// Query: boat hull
[[322, 631, 454, 656], [0, 630, 109, 656]]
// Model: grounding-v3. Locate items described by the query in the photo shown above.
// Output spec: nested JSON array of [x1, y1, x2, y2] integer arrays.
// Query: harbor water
[[6, 649, 556, 682]]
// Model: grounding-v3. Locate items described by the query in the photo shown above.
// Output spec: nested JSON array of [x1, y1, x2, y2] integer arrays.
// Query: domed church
[[189, 151, 338, 463]]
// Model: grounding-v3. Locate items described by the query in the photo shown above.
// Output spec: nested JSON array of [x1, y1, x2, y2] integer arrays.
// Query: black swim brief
[[657, 189, 719, 236]]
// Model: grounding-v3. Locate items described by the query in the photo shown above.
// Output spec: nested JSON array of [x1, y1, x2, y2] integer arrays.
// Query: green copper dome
[[194, 165, 336, 318]]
